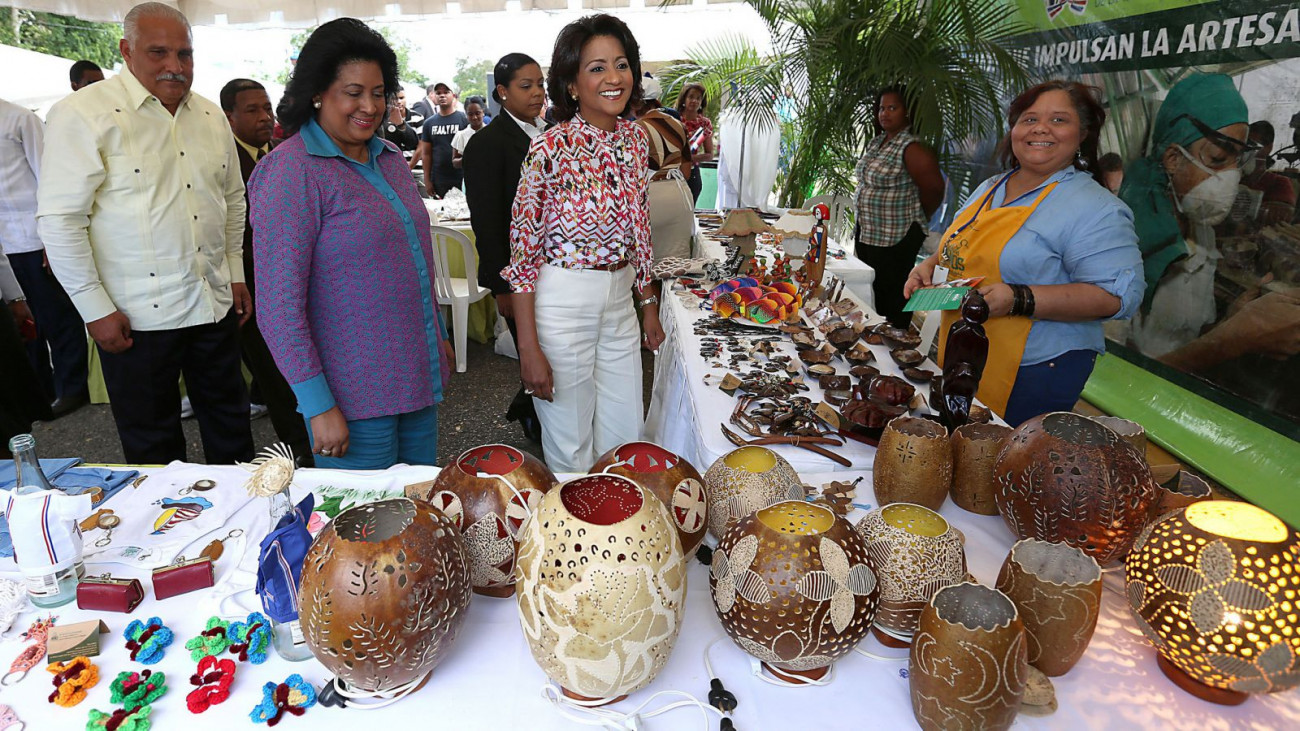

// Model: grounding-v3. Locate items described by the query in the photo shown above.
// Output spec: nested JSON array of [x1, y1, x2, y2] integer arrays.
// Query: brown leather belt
[[584, 260, 630, 272]]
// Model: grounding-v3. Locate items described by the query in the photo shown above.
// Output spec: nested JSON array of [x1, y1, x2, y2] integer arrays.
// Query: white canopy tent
[[4, 0, 738, 25]]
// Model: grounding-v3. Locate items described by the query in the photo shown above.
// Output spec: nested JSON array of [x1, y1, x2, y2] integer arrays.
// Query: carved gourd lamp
[[1125, 500, 1300, 705], [711, 500, 878, 683], [424, 444, 556, 597], [590, 442, 708, 555], [703, 446, 804, 541]]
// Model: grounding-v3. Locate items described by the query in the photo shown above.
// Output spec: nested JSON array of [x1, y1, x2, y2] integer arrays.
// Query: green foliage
[[659, 0, 1030, 207], [0, 8, 119, 68], [275, 25, 428, 87], [453, 58, 493, 101]]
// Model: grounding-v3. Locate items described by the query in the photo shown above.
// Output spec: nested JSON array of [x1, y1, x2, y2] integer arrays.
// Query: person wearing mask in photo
[[905, 81, 1144, 426], [853, 85, 945, 329], [503, 14, 663, 472], [450, 95, 487, 172], [1119, 74, 1299, 373], [463, 53, 547, 446], [675, 82, 714, 203], [250, 18, 452, 469], [419, 81, 468, 198]]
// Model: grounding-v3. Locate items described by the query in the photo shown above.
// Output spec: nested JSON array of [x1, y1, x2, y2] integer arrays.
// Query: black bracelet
[[1009, 284, 1025, 317], [1021, 284, 1036, 318]]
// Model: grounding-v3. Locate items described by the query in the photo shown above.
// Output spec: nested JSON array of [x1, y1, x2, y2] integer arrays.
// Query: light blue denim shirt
[[955, 166, 1144, 366]]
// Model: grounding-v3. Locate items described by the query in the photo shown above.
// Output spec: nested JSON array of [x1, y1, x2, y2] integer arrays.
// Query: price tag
[[815, 402, 841, 429]]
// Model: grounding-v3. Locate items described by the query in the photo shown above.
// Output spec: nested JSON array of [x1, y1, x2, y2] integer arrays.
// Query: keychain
[[81, 510, 121, 548], [180, 480, 217, 496], [1, 617, 55, 686], [198, 529, 244, 562]]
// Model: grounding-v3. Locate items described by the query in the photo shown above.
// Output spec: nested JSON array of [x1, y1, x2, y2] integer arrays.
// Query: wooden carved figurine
[[936, 289, 989, 430]]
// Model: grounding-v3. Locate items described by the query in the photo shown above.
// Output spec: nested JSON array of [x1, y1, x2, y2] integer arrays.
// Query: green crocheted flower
[[184, 617, 232, 661], [109, 669, 166, 711], [87, 704, 152, 731]]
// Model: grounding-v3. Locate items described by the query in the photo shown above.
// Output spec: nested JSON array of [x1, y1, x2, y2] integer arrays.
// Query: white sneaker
[[250, 403, 269, 420], [180, 395, 194, 419]]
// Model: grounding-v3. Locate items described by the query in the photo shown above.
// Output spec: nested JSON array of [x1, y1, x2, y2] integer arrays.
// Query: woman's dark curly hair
[[997, 80, 1106, 178], [547, 14, 642, 123], [277, 18, 400, 136], [674, 83, 708, 117]]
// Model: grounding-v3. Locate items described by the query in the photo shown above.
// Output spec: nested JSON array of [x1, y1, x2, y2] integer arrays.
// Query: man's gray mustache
[[156, 73, 188, 83]]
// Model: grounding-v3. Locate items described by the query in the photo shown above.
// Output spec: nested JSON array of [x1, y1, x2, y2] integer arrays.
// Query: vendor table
[[2, 461, 1296, 729]]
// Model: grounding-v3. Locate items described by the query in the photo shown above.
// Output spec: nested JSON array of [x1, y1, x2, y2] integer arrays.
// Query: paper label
[[933, 265, 949, 284], [48, 620, 110, 663]]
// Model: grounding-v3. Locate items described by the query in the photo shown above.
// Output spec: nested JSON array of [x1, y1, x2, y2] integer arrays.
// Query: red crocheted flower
[[186, 655, 236, 713]]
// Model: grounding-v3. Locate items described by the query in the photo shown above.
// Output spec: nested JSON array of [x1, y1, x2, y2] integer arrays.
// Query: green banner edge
[[1082, 354, 1300, 528]]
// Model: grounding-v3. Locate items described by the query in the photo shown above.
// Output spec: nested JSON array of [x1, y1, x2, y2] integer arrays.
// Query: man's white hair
[[123, 2, 191, 49]]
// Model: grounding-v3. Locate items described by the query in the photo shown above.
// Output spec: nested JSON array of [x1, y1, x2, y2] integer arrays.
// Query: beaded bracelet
[[47, 657, 100, 707]]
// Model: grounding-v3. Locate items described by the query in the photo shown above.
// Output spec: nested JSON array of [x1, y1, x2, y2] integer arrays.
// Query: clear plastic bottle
[[8, 434, 85, 607], [267, 489, 312, 662]]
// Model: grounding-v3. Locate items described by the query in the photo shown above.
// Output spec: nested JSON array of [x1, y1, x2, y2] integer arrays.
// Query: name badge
[[933, 265, 950, 285]]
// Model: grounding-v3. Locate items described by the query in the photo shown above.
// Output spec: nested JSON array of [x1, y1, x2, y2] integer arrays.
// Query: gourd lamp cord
[[329, 671, 427, 710], [540, 684, 723, 730]]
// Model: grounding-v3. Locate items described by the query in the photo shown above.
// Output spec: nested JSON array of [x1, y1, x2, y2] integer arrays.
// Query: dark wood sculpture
[[937, 290, 989, 430]]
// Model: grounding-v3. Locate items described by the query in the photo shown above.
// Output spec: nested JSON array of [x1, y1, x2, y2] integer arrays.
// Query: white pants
[[533, 264, 644, 472]]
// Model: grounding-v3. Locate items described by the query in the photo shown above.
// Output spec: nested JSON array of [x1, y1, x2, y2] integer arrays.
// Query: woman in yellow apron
[[904, 81, 1145, 426]]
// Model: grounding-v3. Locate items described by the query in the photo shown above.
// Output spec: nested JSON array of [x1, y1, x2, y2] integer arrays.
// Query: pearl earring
[[313, 100, 322, 109]]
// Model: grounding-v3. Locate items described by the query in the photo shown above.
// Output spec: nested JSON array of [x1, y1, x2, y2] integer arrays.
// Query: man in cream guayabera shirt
[[36, 2, 254, 464]]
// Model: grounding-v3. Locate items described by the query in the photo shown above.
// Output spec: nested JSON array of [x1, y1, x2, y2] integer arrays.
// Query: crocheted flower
[[187, 655, 237, 714], [184, 617, 232, 661], [86, 704, 152, 731], [46, 657, 99, 707], [110, 669, 167, 711], [250, 674, 316, 725], [227, 612, 272, 664], [123, 617, 173, 665]]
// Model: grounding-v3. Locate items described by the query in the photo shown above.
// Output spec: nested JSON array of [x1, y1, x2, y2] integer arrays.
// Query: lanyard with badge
[[935, 171, 1041, 284]]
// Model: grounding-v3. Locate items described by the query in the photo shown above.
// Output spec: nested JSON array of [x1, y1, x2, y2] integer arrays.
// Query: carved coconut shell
[[703, 447, 804, 540], [590, 442, 708, 554], [890, 348, 924, 367], [868, 375, 915, 407], [799, 348, 833, 365]]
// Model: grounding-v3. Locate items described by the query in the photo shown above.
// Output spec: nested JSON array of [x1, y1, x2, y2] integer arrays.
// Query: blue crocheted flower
[[249, 673, 317, 725], [123, 617, 173, 665], [227, 612, 272, 665]]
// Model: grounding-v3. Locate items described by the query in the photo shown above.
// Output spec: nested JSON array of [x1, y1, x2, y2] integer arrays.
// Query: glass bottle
[[267, 487, 312, 662], [8, 434, 84, 607]]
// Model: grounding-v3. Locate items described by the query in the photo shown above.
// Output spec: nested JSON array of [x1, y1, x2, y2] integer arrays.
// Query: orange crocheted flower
[[46, 656, 99, 707]]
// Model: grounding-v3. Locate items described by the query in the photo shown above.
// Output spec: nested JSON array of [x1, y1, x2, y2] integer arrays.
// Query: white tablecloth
[[3, 462, 1296, 729]]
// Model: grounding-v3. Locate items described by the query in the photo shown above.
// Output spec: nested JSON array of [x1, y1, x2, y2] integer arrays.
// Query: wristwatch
[[639, 295, 659, 308]]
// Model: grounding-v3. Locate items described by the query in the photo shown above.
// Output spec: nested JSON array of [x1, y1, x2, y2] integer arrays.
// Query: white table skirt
[[2, 462, 1297, 729]]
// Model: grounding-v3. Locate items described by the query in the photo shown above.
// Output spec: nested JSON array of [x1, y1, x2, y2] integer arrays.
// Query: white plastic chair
[[431, 225, 491, 373], [805, 193, 854, 245]]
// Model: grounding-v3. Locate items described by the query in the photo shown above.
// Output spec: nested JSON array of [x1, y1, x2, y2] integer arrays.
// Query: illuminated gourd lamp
[[703, 446, 804, 541], [1125, 500, 1300, 705], [717, 208, 771, 257], [772, 209, 816, 257]]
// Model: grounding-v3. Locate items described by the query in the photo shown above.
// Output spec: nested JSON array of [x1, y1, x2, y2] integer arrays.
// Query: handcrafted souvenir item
[[996, 539, 1101, 676], [47, 656, 99, 706], [2, 617, 54, 685], [87, 706, 151, 731], [110, 668, 167, 711], [250, 674, 317, 725], [0, 580, 24, 636], [849, 364, 879, 380], [227, 612, 272, 664], [711, 501, 877, 683], [717, 208, 770, 256], [841, 389, 907, 440], [515, 474, 686, 704], [950, 423, 1013, 515], [75, 574, 145, 613], [1088, 416, 1146, 454], [240, 442, 298, 498], [910, 583, 1028, 731], [866, 375, 914, 406], [1125, 501, 1300, 705], [890, 348, 924, 367], [299, 498, 471, 701], [1150, 469, 1212, 519], [187, 656, 236, 714], [902, 367, 934, 384], [151, 556, 216, 600], [591, 442, 708, 555], [123, 617, 173, 665], [0, 706, 19, 731], [856, 504, 968, 645], [873, 417, 952, 511], [936, 290, 989, 430], [994, 412, 1157, 564], [703, 446, 804, 540], [184, 617, 231, 660]]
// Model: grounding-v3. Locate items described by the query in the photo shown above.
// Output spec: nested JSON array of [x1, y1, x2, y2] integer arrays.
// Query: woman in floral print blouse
[[502, 14, 665, 472]]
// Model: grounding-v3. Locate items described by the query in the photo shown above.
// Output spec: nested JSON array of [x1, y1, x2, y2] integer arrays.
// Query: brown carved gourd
[[873, 416, 952, 511], [703, 446, 804, 541], [996, 538, 1101, 677], [590, 442, 708, 555]]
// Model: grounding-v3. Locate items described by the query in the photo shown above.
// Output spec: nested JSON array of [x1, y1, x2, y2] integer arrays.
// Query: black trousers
[[98, 309, 254, 465], [0, 303, 52, 449], [238, 313, 313, 465], [687, 166, 702, 204], [856, 222, 927, 330], [7, 251, 88, 402]]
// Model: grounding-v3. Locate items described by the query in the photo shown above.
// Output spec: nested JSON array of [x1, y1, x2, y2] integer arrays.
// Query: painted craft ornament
[[227, 612, 272, 664], [86, 705, 151, 731], [703, 446, 804, 541], [515, 473, 687, 704], [299, 498, 471, 701], [250, 674, 317, 725], [240, 443, 298, 498], [110, 669, 167, 711], [711, 501, 878, 683], [426, 444, 555, 597], [590, 442, 708, 555], [186, 656, 237, 714], [123, 617, 173, 665]]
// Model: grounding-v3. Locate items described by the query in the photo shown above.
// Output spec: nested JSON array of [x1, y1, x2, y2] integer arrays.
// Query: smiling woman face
[[569, 34, 632, 132], [316, 60, 385, 162], [1009, 89, 1084, 178]]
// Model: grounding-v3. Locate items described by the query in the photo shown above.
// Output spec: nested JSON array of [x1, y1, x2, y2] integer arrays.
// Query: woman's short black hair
[[278, 17, 400, 136], [464, 95, 487, 111], [546, 14, 642, 123], [492, 52, 540, 105]]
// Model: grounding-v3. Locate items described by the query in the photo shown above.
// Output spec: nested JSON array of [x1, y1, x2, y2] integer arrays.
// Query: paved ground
[[25, 336, 655, 467]]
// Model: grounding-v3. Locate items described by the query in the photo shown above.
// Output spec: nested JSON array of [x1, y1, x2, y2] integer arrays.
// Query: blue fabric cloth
[[305, 404, 438, 470], [0, 464, 139, 557], [257, 494, 315, 623], [1004, 349, 1099, 427], [0, 458, 81, 485], [956, 166, 1144, 366]]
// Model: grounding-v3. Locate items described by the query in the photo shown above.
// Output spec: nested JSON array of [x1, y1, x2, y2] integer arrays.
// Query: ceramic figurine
[[994, 412, 1157, 564], [873, 416, 952, 511], [515, 474, 686, 705], [426, 445, 556, 597], [936, 290, 989, 430], [950, 423, 1013, 515], [298, 498, 471, 700], [590, 442, 708, 555], [712, 501, 878, 683], [996, 539, 1101, 677]]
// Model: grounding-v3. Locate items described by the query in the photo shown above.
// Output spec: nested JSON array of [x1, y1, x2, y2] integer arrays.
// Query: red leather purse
[[76, 575, 145, 613], [151, 556, 216, 600]]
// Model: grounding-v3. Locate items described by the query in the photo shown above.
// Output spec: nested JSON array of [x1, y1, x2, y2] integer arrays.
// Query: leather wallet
[[76, 575, 145, 613], [151, 556, 215, 600]]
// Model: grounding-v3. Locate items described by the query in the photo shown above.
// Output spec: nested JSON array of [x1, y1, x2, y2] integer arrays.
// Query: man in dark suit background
[[220, 78, 312, 464]]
